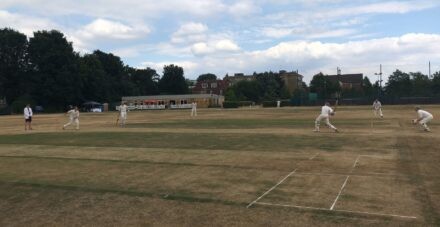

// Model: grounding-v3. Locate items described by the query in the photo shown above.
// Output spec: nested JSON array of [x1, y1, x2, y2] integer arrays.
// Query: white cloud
[[148, 33, 440, 81], [78, 18, 150, 40], [306, 28, 357, 39], [191, 39, 240, 56], [139, 60, 199, 74], [262, 27, 293, 38], [0, 0, 228, 20], [215, 39, 240, 51], [171, 22, 208, 44], [0, 10, 56, 37], [228, 0, 261, 16]]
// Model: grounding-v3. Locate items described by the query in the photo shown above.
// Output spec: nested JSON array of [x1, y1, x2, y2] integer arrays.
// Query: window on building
[[202, 83, 208, 88], [180, 100, 187, 104], [211, 83, 217, 88]]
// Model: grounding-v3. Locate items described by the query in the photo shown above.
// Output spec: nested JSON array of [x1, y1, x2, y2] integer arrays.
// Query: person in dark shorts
[[24, 104, 33, 131]]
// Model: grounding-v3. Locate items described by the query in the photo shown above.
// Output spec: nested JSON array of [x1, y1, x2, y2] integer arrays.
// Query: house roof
[[327, 74, 363, 84], [122, 94, 224, 100]]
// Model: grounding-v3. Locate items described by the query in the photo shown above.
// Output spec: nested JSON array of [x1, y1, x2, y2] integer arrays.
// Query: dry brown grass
[[0, 105, 439, 226]]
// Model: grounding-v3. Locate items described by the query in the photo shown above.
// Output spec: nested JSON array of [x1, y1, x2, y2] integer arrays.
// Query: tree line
[[0, 28, 188, 112], [2, 28, 439, 111], [307, 70, 440, 100]]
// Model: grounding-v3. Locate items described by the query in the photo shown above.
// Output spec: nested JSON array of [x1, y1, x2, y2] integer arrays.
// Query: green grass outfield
[[0, 105, 439, 226]]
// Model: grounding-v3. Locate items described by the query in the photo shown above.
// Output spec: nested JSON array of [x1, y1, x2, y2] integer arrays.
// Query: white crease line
[[255, 202, 328, 211], [309, 152, 319, 160], [334, 209, 417, 219], [330, 176, 350, 210], [246, 169, 297, 208], [254, 202, 417, 219], [294, 171, 407, 179], [352, 155, 360, 169], [359, 155, 394, 159]]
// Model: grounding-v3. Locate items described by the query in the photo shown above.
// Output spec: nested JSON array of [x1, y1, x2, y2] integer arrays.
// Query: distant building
[[224, 73, 256, 86], [192, 79, 229, 95], [223, 71, 304, 95], [279, 70, 303, 95], [327, 73, 363, 90], [121, 94, 224, 110]]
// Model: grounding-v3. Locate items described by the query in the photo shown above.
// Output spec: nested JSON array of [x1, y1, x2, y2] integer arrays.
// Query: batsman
[[314, 101, 339, 133]]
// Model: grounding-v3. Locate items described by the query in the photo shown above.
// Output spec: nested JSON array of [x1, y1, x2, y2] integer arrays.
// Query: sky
[[1, 0, 440, 83]]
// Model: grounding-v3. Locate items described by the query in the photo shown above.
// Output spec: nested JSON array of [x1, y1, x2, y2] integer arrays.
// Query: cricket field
[[0, 105, 439, 226]]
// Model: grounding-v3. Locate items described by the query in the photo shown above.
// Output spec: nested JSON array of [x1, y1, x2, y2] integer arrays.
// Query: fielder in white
[[119, 102, 128, 127], [24, 104, 33, 131], [314, 102, 338, 133], [63, 106, 80, 130], [413, 106, 433, 132], [373, 99, 383, 118], [191, 101, 197, 117]]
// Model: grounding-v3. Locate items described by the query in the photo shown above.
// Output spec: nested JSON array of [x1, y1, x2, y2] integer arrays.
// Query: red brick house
[[192, 79, 229, 95]]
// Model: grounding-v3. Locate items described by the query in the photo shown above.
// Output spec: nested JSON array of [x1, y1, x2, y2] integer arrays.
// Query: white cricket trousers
[[191, 108, 197, 117], [64, 118, 79, 130], [315, 114, 337, 131], [374, 108, 383, 117], [419, 116, 433, 130], [120, 112, 127, 125]]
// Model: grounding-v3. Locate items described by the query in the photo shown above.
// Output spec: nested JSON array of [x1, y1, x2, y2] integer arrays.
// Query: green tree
[[309, 73, 340, 100], [385, 70, 411, 97], [127, 67, 159, 95], [197, 73, 217, 82], [362, 77, 374, 98], [224, 88, 238, 101], [432, 71, 440, 96], [28, 30, 82, 109], [159, 64, 188, 94], [92, 50, 128, 102], [232, 80, 261, 102], [78, 54, 107, 102], [0, 28, 29, 104], [255, 72, 284, 100], [410, 72, 431, 97]]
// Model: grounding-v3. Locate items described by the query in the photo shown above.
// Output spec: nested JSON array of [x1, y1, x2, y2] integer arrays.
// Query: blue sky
[[1, 0, 440, 82]]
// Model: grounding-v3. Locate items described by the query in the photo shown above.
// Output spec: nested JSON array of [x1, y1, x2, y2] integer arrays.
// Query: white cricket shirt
[[321, 105, 334, 116], [418, 110, 433, 119], [373, 101, 382, 109]]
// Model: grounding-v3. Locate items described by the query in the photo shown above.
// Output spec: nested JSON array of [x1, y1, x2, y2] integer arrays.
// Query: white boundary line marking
[[246, 168, 297, 208], [254, 202, 417, 219], [330, 176, 350, 210], [309, 152, 319, 160]]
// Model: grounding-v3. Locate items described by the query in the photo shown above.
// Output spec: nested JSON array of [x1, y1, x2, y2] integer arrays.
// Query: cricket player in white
[[314, 102, 338, 133], [373, 99, 383, 118], [24, 104, 33, 131], [191, 101, 197, 117], [63, 106, 80, 130], [119, 102, 128, 127], [413, 106, 433, 132]]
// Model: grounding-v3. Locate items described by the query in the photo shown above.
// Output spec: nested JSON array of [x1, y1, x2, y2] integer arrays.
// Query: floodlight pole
[[429, 61, 431, 78], [374, 64, 382, 98]]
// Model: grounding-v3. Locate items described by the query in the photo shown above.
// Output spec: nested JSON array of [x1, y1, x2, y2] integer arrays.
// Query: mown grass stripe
[[0, 155, 286, 171], [0, 180, 244, 207]]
